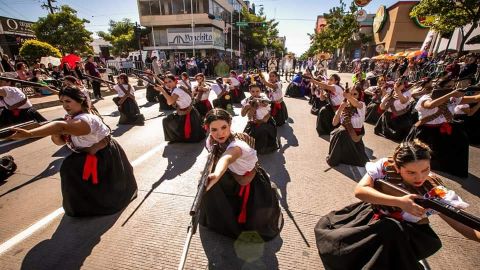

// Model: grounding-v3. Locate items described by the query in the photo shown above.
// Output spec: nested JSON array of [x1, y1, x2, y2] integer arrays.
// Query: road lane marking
[[0, 141, 167, 255]]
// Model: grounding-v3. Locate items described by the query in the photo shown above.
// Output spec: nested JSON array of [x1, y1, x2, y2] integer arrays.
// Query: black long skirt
[[327, 126, 369, 167], [271, 101, 288, 126], [114, 98, 145, 125], [316, 105, 336, 136], [310, 97, 327, 115], [230, 88, 246, 104], [456, 112, 480, 145], [213, 95, 231, 110], [158, 94, 175, 111], [285, 83, 302, 97], [162, 108, 206, 143], [60, 139, 138, 217], [365, 102, 382, 125], [199, 167, 282, 241], [314, 202, 442, 270], [193, 99, 212, 118], [406, 123, 469, 178], [146, 85, 159, 103], [0, 107, 47, 127], [244, 118, 279, 154], [374, 111, 413, 141]]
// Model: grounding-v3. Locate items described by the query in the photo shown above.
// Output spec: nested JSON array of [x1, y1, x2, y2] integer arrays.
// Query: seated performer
[[285, 72, 304, 97], [8, 87, 138, 217], [454, 91, 480, 145], [112, 74, 145, 125], [144, 69, 160, 103], [155, 74, 206, 143], [192, 73, 212, 118], [144, 71, 175, 112], [406, 88, 480, 178], [364, 77, 390, 124], [0, 74, 47, 127], [259, 71, 289, 126], [315, 140, 479, 270], [226, 70, 246, 103], [62, 75, 100, 116], [211, 77, 232, 111], [241, 84, 279, 154], [178, 72, 193, 97], [200, 108, 282, 240], [374, 77, 413, 141], [311, 74, 345, 136], [327, 85, 369, 167]]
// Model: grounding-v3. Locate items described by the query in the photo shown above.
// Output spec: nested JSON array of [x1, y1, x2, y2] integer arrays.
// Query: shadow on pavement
[[433, 170, 480, 197], [111, 124, 135, 137], [139, 101, 157, 108], [21, 212, 122, 270], [331, 164, 366, 182], [199, 226, 283, 270], [0, 137, 43, 154], [122, 142, 204, 226]]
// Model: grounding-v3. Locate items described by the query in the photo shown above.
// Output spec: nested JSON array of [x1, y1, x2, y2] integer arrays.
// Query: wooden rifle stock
[[374, 179, 480, 231], [0, 76, 59, 90], [178, 153, 215, 270]]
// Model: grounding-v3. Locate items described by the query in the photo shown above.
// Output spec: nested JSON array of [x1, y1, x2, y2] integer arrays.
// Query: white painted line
[[0, 141, 167, 255]]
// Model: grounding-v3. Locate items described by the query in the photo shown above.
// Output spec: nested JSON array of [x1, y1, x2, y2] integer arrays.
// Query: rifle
[[83, 73, 116, 85], [0, 76, 59, 90], [374, 179, 480, 231], [0, 118, 63, 140], [178, 153, 215, 270]]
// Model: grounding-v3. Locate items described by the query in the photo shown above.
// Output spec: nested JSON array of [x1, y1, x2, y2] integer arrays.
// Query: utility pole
[[41, 0, 58, 14]]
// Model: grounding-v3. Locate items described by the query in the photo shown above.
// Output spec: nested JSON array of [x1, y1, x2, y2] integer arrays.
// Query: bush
[[19, 40, 62, 64]]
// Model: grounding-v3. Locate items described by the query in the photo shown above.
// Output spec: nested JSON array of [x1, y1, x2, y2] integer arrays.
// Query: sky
[[0, 0, 404, 55]]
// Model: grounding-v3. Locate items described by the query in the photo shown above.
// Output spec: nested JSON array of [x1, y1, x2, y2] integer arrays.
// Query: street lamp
[[190, 0, 195, 57]]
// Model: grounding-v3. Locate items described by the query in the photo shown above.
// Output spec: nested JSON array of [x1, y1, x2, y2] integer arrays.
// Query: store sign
[[0, 17, 35, 37], [373, 5, 387, 33], [167, 27, 214, 46], [354, 0, 372, 7], [356, 9, 367, 22]]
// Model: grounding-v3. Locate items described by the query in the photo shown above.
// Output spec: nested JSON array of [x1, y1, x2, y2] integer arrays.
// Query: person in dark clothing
[[84, 55, 103, 100], [1, 55, 14, 72]]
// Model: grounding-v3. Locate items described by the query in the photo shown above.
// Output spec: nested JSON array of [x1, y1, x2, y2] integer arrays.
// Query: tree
[[98, 19, 150, 56], [410, 0, 480, 52], [32, 5, 93, 54], [19, 40, 62, 64]]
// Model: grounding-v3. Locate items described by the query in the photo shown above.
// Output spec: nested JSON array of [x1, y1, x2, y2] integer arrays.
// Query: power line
[[41, 0, 59, 14], [0, 0, 30, 20]]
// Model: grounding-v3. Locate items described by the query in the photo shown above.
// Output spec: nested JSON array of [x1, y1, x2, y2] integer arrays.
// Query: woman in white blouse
[[112, 74, 144, 125], [327, 84, 369, 167], [311, 74, 345, 136], [200, 108, 282, 240], [259, 71, 289, 126], [226, 70, 245, 103], [8, 86, 138, 216], [155, 74, 206, 143]]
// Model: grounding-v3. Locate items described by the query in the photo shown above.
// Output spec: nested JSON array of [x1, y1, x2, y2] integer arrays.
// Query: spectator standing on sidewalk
[[84, 55, 103, 100]]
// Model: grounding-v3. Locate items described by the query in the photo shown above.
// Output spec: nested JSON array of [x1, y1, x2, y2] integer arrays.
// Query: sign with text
[[0, 16, 35, 37], [167, 27, 214, 46]]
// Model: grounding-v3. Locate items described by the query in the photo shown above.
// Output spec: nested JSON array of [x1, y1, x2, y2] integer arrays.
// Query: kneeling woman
[[192, 73, 212, 118], [8, 87, 138, 217], [315, 140, 479, 270], [311, 74, 345, 136], [241, 84, 279, 154], [327, 86, 369, 167], [113, 74, 145, 125], [200, 108, 282, 240], [155, 74, 206, 143], [259, 71, 289, 126]]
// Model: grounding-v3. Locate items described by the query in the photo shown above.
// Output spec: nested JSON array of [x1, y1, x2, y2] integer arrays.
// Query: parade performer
[[364, 77, 390, 124], [200, 108, 283, 240], [259, 71, 289, 126], [315, 140, 479, 270], [327, 85, 369, 167], [7, 87, 138, 217], [0, 74, 47, 126], [84, 56, 103, 100], [145, 71, 175, 112], [155, 74, 206, 143], [144, 69, 160, 103], [192, 73, 212, 118], [211, 77, 232, 111], [241, 84, 279, 154], [374, 77, 413, 141], [178, 72, 193, 97], [312, 74, 344, 136], [226, 71, 245, 103], [406, 88, 480, 178], [285, 72, 303, 97], [112, 74, 145, 126], [63, 75, 100, 116], [454, 90, 480, 145]]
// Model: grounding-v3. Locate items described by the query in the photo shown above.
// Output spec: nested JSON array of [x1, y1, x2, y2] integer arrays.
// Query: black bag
[[0, 155, 17, 181]]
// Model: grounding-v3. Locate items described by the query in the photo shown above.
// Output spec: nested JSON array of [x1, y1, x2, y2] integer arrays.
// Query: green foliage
[[304, 0, 360, 57], [19, 40, 62, 64], [410, 0, 480, 51], [98, 18, 147, 56], [240, 8, 285, 60], [32, 5, 93, 54]]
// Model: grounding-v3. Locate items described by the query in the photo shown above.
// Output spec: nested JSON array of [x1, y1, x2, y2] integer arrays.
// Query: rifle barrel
[[83, 73, 116, 85], [0, 76, 56, 89]]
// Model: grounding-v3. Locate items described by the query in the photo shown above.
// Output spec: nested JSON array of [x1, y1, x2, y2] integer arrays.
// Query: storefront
[[0, 16, 36, 59]]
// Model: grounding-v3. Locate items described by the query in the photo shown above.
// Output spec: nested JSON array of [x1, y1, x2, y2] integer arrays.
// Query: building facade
[[0, 16, 35, 59], [373, 1, 429, 53], [137, 0, 246, 61]]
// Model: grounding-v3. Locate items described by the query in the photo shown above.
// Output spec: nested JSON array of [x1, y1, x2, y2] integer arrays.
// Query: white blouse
[[113, 84, 135, 98], [341, 102, 366, 129], [268, 82, 283, 102], [0, 86, 32, 109], [193, 82, 211, 100], [241, 95, 271, 120], [329, 85, 344, 106], [178, 80, 191, 90], [454, 104, 469, 115], [229, 77, 240, 88], [172, 87, 192, 109], [415, 95, 461, 125], [70, 113, 110, 148], [211, 83, 227, 96], [381, 89, 412, 112], [226, 140, 258, 175]]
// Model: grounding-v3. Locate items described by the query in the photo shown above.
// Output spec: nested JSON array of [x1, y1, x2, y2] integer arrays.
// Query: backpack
[[0, 155, 17, 181]]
